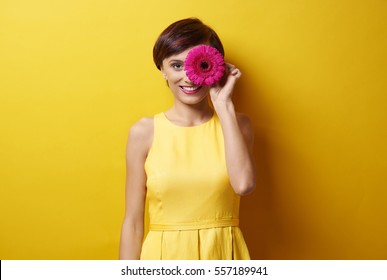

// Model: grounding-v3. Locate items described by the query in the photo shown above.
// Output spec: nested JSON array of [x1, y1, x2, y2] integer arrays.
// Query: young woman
[[119, 18, 256, 260]]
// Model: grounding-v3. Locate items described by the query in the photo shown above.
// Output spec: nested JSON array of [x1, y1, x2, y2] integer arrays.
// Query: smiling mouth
[[180, 85, 202, 94]]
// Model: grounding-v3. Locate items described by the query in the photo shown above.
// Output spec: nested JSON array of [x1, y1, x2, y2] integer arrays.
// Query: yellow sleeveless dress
[[140, 112, 250, 260]]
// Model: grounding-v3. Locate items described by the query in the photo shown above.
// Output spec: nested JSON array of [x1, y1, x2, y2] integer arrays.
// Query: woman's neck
[[166, 100, 214, 127]]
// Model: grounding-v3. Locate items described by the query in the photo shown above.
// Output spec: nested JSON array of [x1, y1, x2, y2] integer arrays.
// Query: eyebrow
[[168, 59, 184, 63]]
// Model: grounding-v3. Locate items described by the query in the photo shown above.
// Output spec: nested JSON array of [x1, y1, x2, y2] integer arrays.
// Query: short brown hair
[[153, 18, 224, 70]]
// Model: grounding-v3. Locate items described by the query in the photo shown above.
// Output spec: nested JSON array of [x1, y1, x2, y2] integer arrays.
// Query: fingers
[[213, 62, 241, 89], [226, 63, 242, 78]]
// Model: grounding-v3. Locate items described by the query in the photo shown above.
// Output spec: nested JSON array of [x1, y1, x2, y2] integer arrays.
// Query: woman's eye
[[171, 63, 183, 70]]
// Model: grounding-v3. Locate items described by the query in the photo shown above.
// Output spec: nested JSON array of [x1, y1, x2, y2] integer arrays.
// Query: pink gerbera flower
[[184, 45, 226, 86]]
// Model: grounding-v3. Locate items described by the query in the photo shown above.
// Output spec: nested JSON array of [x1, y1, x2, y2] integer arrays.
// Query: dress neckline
[[161, 112, 215, 128]]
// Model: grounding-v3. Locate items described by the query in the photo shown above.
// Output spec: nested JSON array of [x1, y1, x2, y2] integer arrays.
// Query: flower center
[[200, 61, 210, 71]]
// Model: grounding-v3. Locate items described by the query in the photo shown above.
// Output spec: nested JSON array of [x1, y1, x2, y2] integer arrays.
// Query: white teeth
[[182, 86, 199, 91]]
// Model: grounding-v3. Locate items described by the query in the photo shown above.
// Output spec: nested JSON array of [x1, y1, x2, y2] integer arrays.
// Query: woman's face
[[161, 46, 210, 105]]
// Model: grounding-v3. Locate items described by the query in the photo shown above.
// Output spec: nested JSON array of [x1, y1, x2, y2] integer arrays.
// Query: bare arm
[[210, 64, 256, 196], [119, 118, 153, 259]]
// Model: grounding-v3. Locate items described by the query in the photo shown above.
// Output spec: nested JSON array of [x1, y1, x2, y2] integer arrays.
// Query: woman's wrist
[[213, 99, 236, 117]]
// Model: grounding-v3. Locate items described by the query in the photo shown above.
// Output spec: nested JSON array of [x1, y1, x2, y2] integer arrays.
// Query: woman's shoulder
[[127, 116, 154, 151], [130, 116, 154, 134], [235, 112, 254, 144], [236, 112, 253, 128]]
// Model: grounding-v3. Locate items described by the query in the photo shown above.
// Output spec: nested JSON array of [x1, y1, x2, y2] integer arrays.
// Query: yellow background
[[1, 0, 386, 259]]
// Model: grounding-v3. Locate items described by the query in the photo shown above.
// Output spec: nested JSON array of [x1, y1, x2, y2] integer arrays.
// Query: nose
[[182, 72, 194, 85]]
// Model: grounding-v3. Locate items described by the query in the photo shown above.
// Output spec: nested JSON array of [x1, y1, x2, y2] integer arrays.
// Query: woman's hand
[[209, 63, 242, 108]]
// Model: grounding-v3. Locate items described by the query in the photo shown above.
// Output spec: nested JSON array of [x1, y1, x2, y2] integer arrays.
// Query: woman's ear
[[160, 68, 169, 86], [161, 70, 167, 80]]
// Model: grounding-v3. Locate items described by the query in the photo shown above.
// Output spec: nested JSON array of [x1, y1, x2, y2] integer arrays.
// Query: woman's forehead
[[164, 48, 192, 62], [164, 44, 209, 63]]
